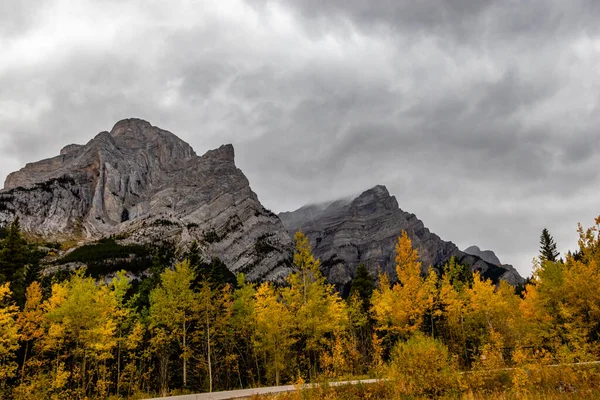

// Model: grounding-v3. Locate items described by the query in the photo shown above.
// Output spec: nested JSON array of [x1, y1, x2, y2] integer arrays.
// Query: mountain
[[279, 185, 524, 293], [463, 245, 502, 266], [0, 118, 293, 281]]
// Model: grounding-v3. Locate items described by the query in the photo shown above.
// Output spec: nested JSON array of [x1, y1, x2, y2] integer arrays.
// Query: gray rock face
[[463, 245, 523, 285], [0, 118, 293, 281], [464, 245, 502, 266], [279, 185, 525, 292]]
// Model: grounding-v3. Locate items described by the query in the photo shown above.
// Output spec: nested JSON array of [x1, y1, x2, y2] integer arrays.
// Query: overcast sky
[[2, 0, 599, 277]]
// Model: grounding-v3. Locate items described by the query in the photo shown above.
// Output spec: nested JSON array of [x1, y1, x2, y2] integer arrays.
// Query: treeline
[[2, 218, 600, 398]]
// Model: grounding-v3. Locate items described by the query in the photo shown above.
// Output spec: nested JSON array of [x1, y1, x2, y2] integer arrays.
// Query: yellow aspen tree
[[254, 282, 295, 386], [456, 273, 522, 370], [438, 270, 468, 365], [284, 230, 348, 379], [109, 271, 133, 394], [149, 326, 171, 397], [194, 281, 232, 393], [16, 281, 44, 380], [520, 268, 562, 353], [90, 283, 119, 397], [370, 271, 395, 336], [41, 281, 69, 395], [149, 260, 196, 389], [423, 268, 440, 339], [393, 231, 429, 335], [346, 291, 370, 371], [0, 283, 20, 391], [371, 231, 428, 343], [231, 273, 258, 386], [560, 253, 600, 359], [44, 270, 118, 398], [118, 319, 146, 397]]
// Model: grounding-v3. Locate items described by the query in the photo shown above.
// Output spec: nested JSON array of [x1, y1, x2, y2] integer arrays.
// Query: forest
[[2, 218, 600, 399]]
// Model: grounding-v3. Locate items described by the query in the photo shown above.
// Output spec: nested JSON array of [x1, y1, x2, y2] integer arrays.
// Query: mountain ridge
[[0, 119, 524, 288], [279, 185, 524, 293]]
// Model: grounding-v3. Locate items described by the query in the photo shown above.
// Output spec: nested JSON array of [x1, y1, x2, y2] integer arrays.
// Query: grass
[[250, 363, 600, 400]]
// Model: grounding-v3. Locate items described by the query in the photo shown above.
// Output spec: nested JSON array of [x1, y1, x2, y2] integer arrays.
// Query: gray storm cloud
[[1, 0, 599, 277]]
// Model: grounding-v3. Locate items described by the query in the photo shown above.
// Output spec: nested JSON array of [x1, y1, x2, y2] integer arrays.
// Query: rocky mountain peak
[[0, 119, 294, 281], [464, 245, 502, 266], [350, 185, 399, 214], [201, 143, 235, 164], [279, 185, 525, 293], [110, 118, 153, 137]]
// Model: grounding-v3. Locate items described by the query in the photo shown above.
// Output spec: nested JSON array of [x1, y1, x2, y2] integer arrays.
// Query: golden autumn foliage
[[0, 282, 20, 389], [371, 230, 431, 341], [254, 282, 295, 386], [387, 333, 460, 396], [5, 219, 600, 399]]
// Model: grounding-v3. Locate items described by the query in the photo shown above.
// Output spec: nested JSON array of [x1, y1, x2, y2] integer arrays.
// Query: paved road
[[147, 379, 381, 400]]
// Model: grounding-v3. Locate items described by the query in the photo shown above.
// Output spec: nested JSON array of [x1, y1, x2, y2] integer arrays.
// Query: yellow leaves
[[17, 281, 45, 343], [149, 260, 196, 330], [320, 333, 355, 378], [519, 218, 600, 360], [126, 320, 145, 351], [293, 230, 321, 277], [254, 282, 295, 385], [45, 282, 68, 313], [371, 332, 384, 372], [386, 334, 460, 396], [0, 282, 20, 381], [51, 362, 69, 391], [254, 232, 352, 383], [371, 232, 430, 340], [395, 230, 422, 288], [287, 231, 349, 359]]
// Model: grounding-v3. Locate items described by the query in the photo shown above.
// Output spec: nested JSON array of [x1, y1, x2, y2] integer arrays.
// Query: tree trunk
[[207, 313, 212, 392], [117, 329, 122, 392], [183, 316, 187, 387], [82, 349, 87, 395], [21, 341, 29, 383], [275, 351, 280, 386], [159, 349, 169, 397]]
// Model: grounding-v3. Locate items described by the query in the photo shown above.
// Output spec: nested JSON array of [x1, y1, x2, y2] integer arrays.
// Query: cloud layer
[[2, 0, 600, 276]]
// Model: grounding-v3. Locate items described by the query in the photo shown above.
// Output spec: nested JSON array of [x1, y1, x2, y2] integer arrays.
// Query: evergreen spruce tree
[[539, 228, 560, 263], [349, 263, 374, 312], [0, 218, 29, 284], [0, 218, 38, 305]]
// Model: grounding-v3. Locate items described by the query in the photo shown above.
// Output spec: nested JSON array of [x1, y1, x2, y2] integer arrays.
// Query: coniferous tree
[[0, 218, 38, 305], [0, 218, 28, 281], [349, 264, 374, 313], [539, 228, 560, 263]]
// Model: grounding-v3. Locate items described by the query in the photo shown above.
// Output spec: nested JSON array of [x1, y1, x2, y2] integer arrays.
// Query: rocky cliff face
[[279, 185, 524, 293], [0, 118, 293, 281], [464, 245, 502, 266], [463, 245, 523, 282]]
